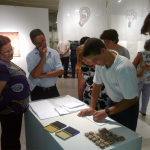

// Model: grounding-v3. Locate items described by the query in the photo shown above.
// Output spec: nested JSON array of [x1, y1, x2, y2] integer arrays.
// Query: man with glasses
[[78, 38, 139, 131], [26, 29, 64, 101]]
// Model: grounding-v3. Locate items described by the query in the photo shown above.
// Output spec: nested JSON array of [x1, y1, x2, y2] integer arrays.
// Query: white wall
[[0, 5, 49, 76]]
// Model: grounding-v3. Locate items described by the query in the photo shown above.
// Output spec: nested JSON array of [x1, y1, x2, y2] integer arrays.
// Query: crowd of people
[[0, 13, 150, 150]]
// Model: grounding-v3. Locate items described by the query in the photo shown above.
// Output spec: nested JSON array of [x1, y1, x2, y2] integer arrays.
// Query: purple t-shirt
[[0, 60, 29, 114]]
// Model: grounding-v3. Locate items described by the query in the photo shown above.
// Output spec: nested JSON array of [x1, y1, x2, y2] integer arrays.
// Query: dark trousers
[[31, 85, 60, 101], [0, 113, 23, 150], [61, 56, 69, 77], [108, 98, 139, 131], [71, 58, 77, 78]]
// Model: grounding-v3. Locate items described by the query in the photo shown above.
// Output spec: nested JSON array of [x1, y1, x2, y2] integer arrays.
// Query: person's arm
[[0, 81, 7, 95], [78, 69, 85, 101], [30, 46, 47, 79], [39, 70, 64, 78], [93, 97, 137, 122], [78, 83, 101, 116], [132, 53, 140, 68], [39, 51, 64, 78], [62, 48, 70, 57], [57, 46, 60, 53]]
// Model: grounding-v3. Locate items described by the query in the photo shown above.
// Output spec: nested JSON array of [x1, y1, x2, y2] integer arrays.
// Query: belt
[[36, 85, 56, 91]]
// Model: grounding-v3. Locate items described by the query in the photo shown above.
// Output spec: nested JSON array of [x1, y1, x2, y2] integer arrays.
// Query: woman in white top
[[100, 29, 130, 59]]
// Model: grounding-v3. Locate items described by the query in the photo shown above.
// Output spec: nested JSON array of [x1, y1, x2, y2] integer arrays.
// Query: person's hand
[[77, 108, 94, 117], [38, 46, 47, 58], [93, 109, 108, 122], [60, 54, 63, 58]]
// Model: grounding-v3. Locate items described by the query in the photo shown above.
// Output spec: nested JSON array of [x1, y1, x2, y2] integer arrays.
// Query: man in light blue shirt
[[26, 29, 64, 101], [78, 38, 139, 131]]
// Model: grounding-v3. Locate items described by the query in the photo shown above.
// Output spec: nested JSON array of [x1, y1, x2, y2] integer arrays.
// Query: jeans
[[61, 56, 69, 77], [71, 58, 77, 78], [108, 98, 139, 131], [138, 83, 150, 114]]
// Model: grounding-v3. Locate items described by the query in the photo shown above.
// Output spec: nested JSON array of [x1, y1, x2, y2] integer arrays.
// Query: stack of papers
[[55, 107, 70, 115], [29, 100, 59, 120], [54, 96, 89, 112]]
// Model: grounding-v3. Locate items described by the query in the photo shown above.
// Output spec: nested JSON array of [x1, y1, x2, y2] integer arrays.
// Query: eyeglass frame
[[0, 47, 14, 56], [34, 38, 46, 48]]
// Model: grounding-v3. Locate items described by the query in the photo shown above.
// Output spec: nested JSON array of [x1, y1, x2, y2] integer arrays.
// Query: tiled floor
[[7, 76, 150, 149]]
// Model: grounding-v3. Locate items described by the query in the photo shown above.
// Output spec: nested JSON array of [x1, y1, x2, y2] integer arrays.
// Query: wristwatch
[[105, 108, 110, 116]]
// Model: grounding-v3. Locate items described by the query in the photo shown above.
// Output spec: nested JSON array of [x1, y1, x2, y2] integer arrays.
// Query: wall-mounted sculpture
[[79, 7, 91, 27], [126, 9, 137, 28]]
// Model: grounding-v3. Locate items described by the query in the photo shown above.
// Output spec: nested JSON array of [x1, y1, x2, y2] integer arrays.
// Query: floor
[[5, 76, 150, 149]]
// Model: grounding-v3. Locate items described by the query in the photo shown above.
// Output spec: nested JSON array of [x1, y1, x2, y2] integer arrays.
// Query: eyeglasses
[[0, 48, 14, 56], [35, 39, 46, 48]]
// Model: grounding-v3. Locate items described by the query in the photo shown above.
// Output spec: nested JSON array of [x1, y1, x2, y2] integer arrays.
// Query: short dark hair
[[80, 36, 90, 45], [30, 29, 45, 43], [141, 13, 150, 35], [144, 39, 150, 50], [83, 38, 106, 57], [100, 29, 119, 44], [0, 35, 11, 51]]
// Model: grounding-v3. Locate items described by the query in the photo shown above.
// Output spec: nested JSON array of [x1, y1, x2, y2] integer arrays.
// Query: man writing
[[78, 38, 139, 131], [26, 29, 64, 101]]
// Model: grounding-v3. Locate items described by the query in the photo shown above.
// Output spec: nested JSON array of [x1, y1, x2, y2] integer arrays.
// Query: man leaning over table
[[26, 29, 64, 101], [78, 38, 139, 131]]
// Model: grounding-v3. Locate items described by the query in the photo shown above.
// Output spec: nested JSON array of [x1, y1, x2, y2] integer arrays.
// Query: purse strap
[[139, 52, 143, 62]]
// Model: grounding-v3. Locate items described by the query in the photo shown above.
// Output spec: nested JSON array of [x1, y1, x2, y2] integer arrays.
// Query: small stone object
[[113, 134, 118, 139], [95, 136, 100, 140], [116, 137, 121, 142], [89, 131, 94, 135], [96, 132, 100, 136], [85, 132, 89, 137], [100, 139, 105, 143], [104, 142, 109, 147], [92, 137, 97, 142], [99, 143, 105, 149], [95, 141, 100, 146], [108, 132, 113, 136], [88, 135, 93, 140], [93, 134, 97, 137], [119, 136, 125, 141]]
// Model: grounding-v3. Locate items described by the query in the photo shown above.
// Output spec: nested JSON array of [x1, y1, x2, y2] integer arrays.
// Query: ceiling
[[0, 0, 59, 13]]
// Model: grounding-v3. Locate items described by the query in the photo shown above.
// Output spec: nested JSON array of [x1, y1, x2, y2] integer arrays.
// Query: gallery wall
[[57, 0, 150, 62], [0, 5, 49, 76]]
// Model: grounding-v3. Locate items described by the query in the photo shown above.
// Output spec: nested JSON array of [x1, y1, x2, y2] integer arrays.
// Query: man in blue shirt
[[26, 29, 64, 101]]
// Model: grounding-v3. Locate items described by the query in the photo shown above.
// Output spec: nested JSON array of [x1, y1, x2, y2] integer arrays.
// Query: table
[[24, 95, 142, 150]]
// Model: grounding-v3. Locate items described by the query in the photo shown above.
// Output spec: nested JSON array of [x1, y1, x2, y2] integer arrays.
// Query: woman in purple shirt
[[0, 35, 29, 150]]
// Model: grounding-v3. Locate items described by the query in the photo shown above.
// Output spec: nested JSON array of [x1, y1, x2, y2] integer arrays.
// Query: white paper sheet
[[54, 96, 85, 108], [29, 100, 59, 120], [55, 107, 70, 115], [86, 115, 108, 126], [62, 104, 89, 113]]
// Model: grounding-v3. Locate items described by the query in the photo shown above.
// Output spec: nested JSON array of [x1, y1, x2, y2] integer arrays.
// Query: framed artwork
[[0, 32, 20, 57]]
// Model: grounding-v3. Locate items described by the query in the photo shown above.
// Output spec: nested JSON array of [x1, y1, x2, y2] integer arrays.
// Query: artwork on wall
[[126, 9, 137, 28], [0, 32, 20, 57], [57, 0, 107, 41], [107, 0, 149, 41], [79, 7, 91, 27]]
